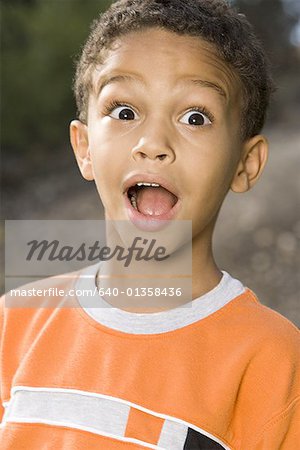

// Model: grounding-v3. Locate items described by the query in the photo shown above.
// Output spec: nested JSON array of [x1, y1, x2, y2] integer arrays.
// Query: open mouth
[[127, 182, 179, 217]]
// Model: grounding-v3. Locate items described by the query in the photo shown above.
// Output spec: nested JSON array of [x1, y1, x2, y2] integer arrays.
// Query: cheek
[[183, 143, 236, 199], [207, 153, 237, 193], [89, 123, 136, 163], [184, 132, 232, 168]]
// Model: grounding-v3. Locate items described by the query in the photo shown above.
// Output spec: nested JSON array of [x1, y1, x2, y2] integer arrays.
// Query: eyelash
[[185, 106, 215, 124], [102, 100, 215, 124], [102, 100, 136, 117]]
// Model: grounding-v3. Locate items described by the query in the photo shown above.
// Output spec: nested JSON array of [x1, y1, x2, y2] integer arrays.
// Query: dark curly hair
[[73, 0, 275, 140]]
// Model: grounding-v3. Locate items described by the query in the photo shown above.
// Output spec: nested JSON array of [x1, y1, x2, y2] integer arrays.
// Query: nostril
[[132, 148, 171, 161]]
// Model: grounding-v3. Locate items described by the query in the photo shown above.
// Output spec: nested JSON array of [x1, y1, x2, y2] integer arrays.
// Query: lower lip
[[124, 193, 181, 231]]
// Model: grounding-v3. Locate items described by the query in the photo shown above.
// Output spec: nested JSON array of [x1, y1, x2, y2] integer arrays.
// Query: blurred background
[[1, 0, 300, 325]]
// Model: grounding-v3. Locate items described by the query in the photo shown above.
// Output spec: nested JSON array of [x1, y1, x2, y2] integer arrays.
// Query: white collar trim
[[75, 263, 245, 334]]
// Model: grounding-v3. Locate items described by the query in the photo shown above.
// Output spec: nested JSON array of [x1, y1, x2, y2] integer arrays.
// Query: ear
[[230, 135, 269, 193], [70, 120, 94, 181]]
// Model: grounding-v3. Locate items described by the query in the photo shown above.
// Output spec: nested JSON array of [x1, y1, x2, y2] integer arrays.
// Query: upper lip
[[122, 173, 180, 199]]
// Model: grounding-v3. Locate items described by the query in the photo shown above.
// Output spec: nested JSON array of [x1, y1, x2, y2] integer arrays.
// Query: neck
[[96, 220, 221, 313]]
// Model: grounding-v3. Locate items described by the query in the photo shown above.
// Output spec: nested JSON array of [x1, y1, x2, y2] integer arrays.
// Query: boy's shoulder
[[0, 268, 82, 332], [0, 269, 84, 369], [231, 288, 299, 349], [251, 288, 298, 330], [228, 289, 300, 440]]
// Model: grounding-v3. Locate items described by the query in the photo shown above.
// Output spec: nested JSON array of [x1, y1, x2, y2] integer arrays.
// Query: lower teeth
[[130, 196, 138, 210]]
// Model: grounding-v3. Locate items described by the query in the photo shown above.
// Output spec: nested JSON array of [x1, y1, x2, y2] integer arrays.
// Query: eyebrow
[[96, 74, 144, 96], [188, 79, 227, 99], [96, 74, 227, 99]]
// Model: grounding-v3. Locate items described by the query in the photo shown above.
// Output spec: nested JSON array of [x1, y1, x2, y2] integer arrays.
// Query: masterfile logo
[[4, 220, 192, 309], [26, 237, 170, 267]]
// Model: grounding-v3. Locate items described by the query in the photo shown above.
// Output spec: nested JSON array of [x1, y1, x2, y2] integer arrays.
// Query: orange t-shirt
[[0, 266, 299, 449]]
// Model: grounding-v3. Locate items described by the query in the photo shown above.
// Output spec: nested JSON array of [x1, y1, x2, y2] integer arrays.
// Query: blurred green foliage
[[1, 0, 110, 156]]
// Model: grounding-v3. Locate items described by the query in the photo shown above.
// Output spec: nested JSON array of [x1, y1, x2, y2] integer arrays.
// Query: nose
[[131, 122, 176, 164]]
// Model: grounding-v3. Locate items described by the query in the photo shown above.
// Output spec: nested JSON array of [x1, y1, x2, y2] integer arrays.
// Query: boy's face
[[71, 28, 267, 238]]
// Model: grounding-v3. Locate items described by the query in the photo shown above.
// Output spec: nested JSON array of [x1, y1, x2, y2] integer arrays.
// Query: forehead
[[91, 28, 241, 104]]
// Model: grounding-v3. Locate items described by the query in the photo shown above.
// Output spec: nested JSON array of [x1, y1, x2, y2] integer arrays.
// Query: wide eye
[[180, 110, 211, 126], [110, 106, 137, 121]]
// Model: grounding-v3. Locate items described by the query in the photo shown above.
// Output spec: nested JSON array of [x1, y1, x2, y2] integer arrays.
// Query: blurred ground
[[2, 125, 299, 326], [214, 126, 300, 327]]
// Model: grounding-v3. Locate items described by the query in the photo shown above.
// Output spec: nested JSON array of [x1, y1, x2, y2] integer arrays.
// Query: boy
[[1, 0, 299, 449]]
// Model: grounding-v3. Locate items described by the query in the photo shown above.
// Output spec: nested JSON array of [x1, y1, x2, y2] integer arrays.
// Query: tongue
[[136, 186, 177, 216]]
